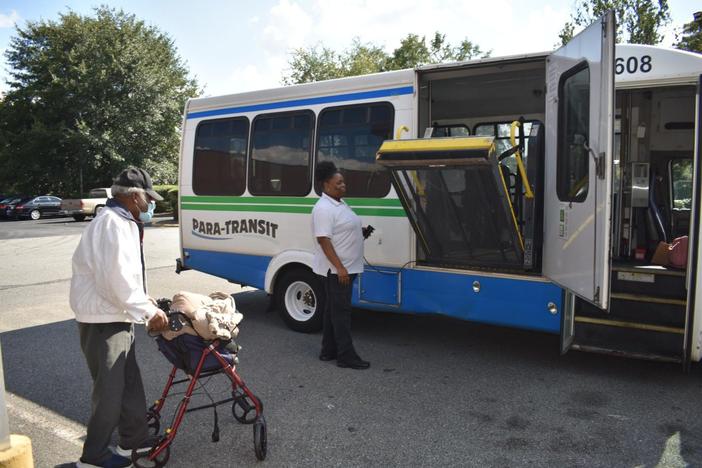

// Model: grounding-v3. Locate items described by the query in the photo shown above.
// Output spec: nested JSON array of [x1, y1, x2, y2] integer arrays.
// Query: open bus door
[[685, 75, 702, 370], [542, 12, 615, 352]]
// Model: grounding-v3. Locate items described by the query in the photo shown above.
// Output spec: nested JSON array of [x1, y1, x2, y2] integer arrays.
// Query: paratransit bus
[[177, 12, 702, 367]]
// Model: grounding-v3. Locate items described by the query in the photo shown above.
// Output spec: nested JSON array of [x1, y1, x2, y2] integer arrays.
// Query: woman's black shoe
[[319, 353, 336, 361], [337, 358, 370, 369]]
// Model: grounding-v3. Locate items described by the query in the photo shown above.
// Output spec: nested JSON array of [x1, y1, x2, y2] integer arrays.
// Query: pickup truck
[[61, 187, 112, 221]]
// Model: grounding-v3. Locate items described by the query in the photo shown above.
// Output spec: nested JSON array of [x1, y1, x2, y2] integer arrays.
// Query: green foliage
[[674, 11, 702, 53], [558, 0, 671, 45], [283, 33, 490, 85], [166, 186, 179, 220], [0, 6, 199, 196], [152, 184, 177, 213]]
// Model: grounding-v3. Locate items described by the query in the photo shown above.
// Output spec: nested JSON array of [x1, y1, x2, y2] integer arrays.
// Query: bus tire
[[274, 268, 324, 333]]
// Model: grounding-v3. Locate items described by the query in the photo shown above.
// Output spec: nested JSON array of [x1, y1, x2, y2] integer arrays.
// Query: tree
[[283, 33, 489, 85], [0, 7, 199, 196], [283, 39, 389, 85], [674, 11, 702, 53], [558, 0, 671, 45]]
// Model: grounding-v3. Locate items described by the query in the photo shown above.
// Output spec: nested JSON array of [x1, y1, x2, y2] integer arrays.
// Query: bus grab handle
[[509, 121, 534, 199]]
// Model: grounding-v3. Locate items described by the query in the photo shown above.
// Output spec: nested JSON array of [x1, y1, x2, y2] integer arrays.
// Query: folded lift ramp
[[376, 136, 526, 271]]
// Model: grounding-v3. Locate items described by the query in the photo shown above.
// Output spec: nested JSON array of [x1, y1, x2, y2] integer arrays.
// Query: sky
[[0, 0, 699, 97]]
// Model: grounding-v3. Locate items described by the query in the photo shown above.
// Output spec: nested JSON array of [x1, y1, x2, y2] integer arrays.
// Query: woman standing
[[312, 162, 371, 370]]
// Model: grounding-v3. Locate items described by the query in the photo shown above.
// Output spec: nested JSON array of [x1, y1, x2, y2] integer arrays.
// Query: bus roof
[[186, 45, 702, 117], [615, 44, 702, 87], [186, 68, 414, 117]]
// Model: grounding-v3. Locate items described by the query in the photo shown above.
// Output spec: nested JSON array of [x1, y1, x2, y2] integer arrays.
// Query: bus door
[[686, 75, 702, 368], [542, 12, 615, 351]]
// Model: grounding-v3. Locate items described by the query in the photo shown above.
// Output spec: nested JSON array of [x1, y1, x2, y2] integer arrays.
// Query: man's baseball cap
[[114, 167, 164, 201]]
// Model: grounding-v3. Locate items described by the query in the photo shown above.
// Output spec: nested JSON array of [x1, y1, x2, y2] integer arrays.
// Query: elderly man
[[70, 167, 168, 468]]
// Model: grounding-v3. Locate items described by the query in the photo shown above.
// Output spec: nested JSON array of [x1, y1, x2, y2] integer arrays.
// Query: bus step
[[572, 316, 683, 361], [574, 316, 684, 334], [610, 266, 686, 299], [609, 293, 686, 306], [576, 296, 686, 328], [570, 344, 682, 363]]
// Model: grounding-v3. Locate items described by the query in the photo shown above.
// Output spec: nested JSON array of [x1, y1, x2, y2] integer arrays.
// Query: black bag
[[156, 334, 235, 374]]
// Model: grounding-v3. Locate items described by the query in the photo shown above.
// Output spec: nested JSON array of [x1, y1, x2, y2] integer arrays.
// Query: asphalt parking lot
[[1, 219, 702, 467], [0, 215, 90, 239]]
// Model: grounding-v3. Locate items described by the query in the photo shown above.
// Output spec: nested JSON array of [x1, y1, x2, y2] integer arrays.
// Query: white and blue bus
[[178, 13, 702, 366]]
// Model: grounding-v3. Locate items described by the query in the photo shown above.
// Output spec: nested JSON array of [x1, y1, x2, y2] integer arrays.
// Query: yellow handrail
[[509, 121, 534, 199], [395, 125, 410, 139]]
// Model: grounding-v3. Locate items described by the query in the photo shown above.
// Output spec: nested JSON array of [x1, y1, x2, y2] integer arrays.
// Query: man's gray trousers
[[78, 322, 148, 464]]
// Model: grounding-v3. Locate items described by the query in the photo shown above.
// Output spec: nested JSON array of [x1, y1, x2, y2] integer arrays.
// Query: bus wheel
[[274, 268, 324, 333]]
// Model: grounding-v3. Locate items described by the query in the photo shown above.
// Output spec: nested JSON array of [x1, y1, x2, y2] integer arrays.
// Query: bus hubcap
[[284, 281, 316, 322]]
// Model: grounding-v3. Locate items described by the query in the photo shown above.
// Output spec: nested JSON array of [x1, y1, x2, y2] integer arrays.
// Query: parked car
[[61, 187, 111, 221], [7, 196, 64, 220], [0, 197, 24, 219]]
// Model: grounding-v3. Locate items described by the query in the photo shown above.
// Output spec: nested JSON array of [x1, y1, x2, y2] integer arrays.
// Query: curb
[[0, 434, 33, 467]]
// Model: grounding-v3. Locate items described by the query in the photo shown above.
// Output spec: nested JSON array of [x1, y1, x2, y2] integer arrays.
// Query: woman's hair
[[315, 161, 339, 184]]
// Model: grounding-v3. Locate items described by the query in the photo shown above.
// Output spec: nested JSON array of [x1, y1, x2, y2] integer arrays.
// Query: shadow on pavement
[[1, 288, 700, 466]]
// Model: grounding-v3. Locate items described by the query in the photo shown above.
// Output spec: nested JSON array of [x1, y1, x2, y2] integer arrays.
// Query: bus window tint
[[193, 118, 248, 195], [431, 124, 470, 137], [671, 159, 693, 210], [557, 63, 590, 202], [249, 112, 314, 196], [316, 103, 394, 197], [475, 122, 534, 174]]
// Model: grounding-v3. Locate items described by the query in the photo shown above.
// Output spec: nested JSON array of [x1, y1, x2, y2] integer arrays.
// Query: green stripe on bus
[[181, 196, 316, 205], [181, 203, 406, 217], [181, 203, 312, 214], [180, 195, 402, 207], [352, 208, 405, 217]]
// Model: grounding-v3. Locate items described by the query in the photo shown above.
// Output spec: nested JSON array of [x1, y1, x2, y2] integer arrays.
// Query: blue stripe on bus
[[184, 249, 271, 290], [397, 268, 562, 333], [186, 86, 414, 119], [183, 249, 563, 334]]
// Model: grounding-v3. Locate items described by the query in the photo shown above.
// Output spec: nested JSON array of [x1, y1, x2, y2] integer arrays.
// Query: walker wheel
[[232, 392, 263, 425], [146, 409, 161, 436], [253, 415, 267, 461], [132, 444, 170, 468]]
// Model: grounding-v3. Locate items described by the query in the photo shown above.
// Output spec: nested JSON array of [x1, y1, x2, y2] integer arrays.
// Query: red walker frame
[[133, 339, 266, 466]]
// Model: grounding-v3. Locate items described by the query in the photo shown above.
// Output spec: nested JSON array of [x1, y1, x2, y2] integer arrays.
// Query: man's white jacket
[[70, 202, 156, 323]]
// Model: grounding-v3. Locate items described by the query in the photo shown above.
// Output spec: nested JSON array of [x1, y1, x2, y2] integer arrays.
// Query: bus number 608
[[615, 55, 652, 75]]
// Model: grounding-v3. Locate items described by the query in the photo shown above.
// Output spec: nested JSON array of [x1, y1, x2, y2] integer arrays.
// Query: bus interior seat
[[646, 168, 670, 247]]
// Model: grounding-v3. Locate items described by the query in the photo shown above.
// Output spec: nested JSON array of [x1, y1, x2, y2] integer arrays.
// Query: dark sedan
[[0, 197, 23, 218], [6, 196, 64, 220]]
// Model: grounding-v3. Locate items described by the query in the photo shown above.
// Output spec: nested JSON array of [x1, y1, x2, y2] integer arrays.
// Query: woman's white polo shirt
[[311, 193, 364, 276]]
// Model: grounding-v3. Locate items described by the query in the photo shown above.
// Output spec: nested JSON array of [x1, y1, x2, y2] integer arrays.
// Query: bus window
[[193, 117, 249, 196], [671, 159, 693, 211], [556, 62, 590, 203], [249, 111, 314, 196], [316, 102, 394, 198], [474, 121, 534, 174], [430, 124, 470, 137]]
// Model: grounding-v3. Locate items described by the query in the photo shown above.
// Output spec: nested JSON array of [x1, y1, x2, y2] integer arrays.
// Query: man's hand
[[148, 309, 168, 332]]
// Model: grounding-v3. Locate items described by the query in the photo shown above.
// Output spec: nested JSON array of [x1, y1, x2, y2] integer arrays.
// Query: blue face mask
[[139, 201, 156, 223]]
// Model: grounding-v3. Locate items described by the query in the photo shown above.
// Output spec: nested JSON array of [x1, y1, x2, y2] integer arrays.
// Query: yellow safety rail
[[509, 121, 534, 199]]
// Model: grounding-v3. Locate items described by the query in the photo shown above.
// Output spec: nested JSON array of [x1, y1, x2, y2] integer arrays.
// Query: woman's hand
[[337, 266, 350, 285]]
